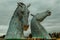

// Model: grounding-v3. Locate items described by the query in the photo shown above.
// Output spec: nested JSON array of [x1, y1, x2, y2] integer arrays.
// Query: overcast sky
[[0, 0, 60, 36]]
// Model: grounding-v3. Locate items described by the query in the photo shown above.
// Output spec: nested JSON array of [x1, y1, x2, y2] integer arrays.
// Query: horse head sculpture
[[31, 10, 51, 39], [5, 2, 30, 39], [31, 10, 51, 22]]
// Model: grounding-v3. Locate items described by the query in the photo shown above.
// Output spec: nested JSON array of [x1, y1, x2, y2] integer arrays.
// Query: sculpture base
[[5, 39, 27, 40]]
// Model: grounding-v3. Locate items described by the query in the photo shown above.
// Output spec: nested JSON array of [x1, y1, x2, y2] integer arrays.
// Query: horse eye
[[21, 11, 24, 14], [48, 11, 51, 13], [20, 3, 24, 5]]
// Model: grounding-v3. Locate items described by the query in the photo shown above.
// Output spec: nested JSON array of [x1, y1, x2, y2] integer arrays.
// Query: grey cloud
[[0, 0, 17, 25]]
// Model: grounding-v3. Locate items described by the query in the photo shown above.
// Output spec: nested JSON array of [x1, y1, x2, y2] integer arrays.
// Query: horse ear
[[27, 4, 31, 8], [31, 14, 34, 17]]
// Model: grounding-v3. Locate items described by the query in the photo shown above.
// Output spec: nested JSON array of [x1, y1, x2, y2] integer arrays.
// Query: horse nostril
[[23, 25, 29, 31], [48, 11, 51, 16], [48, 11, 51, 14]]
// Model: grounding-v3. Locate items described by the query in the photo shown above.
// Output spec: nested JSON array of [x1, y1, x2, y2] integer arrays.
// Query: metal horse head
[[5, 2, 31, 39], [31, 10, 51, 39], [17, 2, 31, 30], [31, 10, 51, 22]]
